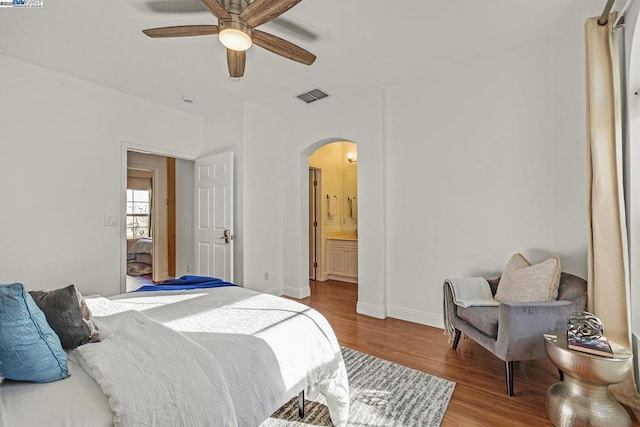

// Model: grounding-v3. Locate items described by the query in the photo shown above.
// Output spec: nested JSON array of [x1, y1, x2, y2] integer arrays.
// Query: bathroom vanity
[[326, 235, 358, 283]]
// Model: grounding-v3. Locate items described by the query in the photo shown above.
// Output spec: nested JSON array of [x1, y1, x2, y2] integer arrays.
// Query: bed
[[126, 238, 153, 277], [0, 285, 350, 426]]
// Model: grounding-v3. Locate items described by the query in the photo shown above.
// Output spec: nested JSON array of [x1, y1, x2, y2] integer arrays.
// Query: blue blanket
[[135, 275, 236, 292]]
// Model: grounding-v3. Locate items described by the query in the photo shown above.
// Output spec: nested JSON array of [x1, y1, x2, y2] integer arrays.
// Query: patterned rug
[[261, 347, 456, 427]]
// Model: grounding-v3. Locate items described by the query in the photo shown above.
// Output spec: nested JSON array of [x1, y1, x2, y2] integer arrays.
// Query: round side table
[[544, 331, 632, 427]]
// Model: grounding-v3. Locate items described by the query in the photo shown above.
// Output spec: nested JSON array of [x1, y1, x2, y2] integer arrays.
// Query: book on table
[[567, 334, 614, 358]]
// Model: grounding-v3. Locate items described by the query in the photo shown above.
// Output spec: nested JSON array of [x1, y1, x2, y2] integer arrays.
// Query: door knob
[[218, 229, 234, 244]]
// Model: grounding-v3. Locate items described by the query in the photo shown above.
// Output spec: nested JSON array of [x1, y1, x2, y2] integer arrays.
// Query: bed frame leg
[[298, 390, 305, 418]]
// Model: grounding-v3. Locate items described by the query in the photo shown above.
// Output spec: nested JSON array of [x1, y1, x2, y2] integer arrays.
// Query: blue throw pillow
[[0, 283, 69, 382]]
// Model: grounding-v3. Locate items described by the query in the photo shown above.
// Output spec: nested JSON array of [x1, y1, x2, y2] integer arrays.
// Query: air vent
[[296, 88, 329, 104]]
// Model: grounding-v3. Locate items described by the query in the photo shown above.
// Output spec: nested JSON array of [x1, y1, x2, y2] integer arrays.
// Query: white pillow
[[494, 253, 561, 303]]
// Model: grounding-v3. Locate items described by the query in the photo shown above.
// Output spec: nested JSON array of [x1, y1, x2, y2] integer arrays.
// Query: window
[[126, 189, 151, 239]]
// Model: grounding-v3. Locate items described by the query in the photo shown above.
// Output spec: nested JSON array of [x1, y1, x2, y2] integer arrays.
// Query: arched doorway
[[307, 141, 358, 295]]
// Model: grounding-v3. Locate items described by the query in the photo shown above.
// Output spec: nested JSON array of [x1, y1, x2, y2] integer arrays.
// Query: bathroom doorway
[[307, 141, 358, 291]]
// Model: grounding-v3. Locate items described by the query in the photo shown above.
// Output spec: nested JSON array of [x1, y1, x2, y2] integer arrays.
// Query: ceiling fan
[[142, 0, 317, 78]]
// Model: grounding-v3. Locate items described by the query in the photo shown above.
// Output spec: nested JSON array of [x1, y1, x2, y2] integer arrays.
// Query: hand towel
[[328, 196, 337, 218]]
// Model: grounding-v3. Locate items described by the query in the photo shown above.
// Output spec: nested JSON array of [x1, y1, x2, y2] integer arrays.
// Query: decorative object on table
[[566, 311, 613, 357], [567, 311, 604, 340], [567, 335, 613, 358]]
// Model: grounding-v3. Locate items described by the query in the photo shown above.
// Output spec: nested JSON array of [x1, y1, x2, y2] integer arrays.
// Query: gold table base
[[546, 377, 630, 426], [544, 332, 632, 427]]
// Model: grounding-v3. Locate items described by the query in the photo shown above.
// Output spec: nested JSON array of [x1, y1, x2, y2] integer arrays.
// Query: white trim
[[283, 285, 311, 299], [356, 301, 386, 319], [260, 285, 285, 296], [327, 275, 358, 283], [387, 305, 443, 329], [123, 141, 198, 161]]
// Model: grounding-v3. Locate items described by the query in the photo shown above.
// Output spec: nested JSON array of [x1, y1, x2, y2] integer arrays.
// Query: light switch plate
[[104, 215, 118, 226]]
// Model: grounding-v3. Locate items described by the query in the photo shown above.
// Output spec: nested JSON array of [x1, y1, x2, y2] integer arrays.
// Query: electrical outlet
[[264, 272, 269, 281]]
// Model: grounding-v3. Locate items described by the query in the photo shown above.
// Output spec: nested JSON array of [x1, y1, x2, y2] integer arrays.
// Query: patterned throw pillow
[[29, 284, 101, 350], [494, 253, 562, 303]]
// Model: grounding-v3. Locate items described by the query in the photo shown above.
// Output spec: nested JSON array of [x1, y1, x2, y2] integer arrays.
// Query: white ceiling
[[0, 0, 604, 115]]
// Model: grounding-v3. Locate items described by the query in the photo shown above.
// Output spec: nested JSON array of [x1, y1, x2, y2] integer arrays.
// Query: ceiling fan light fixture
[[218, 20, 252, 51]]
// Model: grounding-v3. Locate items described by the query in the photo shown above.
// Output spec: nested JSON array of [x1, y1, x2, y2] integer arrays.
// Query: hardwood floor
[[293, 280, 640, 426]]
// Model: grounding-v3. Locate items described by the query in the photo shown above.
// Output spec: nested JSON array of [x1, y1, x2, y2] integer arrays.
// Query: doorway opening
[[307, 141, 358, 295], [125, 152, 176, 291]]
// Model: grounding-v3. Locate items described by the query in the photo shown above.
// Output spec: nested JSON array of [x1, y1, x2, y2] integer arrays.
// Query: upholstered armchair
[[443, 272, 587, 396]]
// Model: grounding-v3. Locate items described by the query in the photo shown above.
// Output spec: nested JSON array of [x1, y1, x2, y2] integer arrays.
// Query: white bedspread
[[71, 309, 238, 427], [86, 286, 350, 427]]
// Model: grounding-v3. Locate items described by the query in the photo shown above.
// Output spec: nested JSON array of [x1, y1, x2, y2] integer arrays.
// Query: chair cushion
[[457, 306, 499, 338], [494, 253, 561, 303]]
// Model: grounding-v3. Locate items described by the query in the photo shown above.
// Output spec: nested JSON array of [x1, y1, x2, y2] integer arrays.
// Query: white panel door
[[195, 152, 234, 282]]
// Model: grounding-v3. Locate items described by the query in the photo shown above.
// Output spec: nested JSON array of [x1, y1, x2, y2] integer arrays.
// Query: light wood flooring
[[293, 280, 640, 426]]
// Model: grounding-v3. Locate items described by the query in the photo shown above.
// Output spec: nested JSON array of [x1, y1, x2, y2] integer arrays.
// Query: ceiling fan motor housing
[[218, 0, 252, 46], [218, 18, 253, 38], [221, 0, 249, 15]]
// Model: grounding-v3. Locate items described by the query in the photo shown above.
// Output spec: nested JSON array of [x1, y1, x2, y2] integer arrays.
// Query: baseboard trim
[[356, 301, 386, 319], [283, 285, 311, 299], [327, 274, 358, 284], [260, 285, 284, 296], [387, 305, 443, 329]]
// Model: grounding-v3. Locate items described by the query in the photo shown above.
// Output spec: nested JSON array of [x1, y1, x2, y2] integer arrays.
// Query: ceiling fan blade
[[240, 0, 300, 28], [200, 0, 230, 19], [143, 25, 219, 38], [253, 29, 316, 65], [227, 49, 246, 78]]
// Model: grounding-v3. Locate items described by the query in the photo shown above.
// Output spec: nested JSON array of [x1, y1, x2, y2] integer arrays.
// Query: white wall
[[200, 28, 589, 326], [0, 54, 202, 297], [386, 35, 587, 325], [239, 90, 388, 311]]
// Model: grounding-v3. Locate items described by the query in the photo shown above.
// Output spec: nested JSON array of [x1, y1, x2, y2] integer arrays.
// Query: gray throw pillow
[[29, 285, 101, 350]]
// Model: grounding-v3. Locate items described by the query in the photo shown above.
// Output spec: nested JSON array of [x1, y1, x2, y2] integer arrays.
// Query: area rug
[[261, 347, 456, 427]]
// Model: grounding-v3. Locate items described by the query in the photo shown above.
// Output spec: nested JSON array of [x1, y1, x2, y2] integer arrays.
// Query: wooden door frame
[[309, 167, 321, 281], [167, 157, 176, 278]]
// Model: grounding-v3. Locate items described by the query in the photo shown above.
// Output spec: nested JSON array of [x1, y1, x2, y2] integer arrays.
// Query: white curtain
[[585, 11, 640, 409]]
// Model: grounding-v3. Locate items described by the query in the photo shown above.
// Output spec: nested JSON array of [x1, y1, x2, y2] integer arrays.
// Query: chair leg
[[505, 361, 514, 396], [452, 329, 462, 350], [558, 369, 564, 381]]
